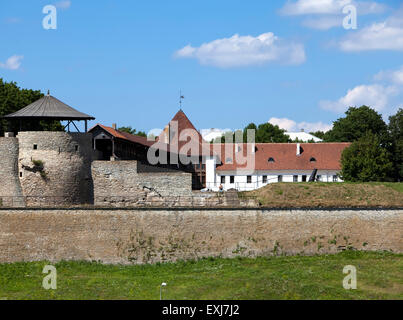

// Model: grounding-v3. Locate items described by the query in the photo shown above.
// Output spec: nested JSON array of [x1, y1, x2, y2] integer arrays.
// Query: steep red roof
[[158, 110, 210, 156], [211, 143, 350, 171]]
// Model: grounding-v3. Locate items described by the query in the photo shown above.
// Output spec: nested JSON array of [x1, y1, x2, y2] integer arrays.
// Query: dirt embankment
[[240, 183, 403, 208]]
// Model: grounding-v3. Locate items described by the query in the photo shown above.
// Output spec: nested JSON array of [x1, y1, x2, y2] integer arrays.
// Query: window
[[20, 172, 22, 178], [220, 176, 225, 184], [33, 144, 38, 150], [225, 157, 233, 163], [310, 157, 316, 162], [268, 157, 275, 163], [262, 175, 267, 184], [201, 164, 205, 170], [247, 176, 252, 183], [230, 176, 234, 184], [316, 175, 321, 181], [302, 175, 307, 182], [293, 175, 298, 182], [278, 175, 283, 182], [333, 175, 338, 182], [75, 145, 79, 152]]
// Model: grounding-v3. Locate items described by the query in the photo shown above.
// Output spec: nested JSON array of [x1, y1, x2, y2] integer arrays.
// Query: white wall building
[[205, 142, 350, 191]]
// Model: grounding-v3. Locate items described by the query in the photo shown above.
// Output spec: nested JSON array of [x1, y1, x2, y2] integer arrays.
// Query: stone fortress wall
[[0, 208, 401, 264], [91, 161, 242, 207], [92, 161, 193, 206]]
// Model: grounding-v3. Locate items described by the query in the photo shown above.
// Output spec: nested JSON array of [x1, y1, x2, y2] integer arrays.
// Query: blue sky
[[1, 0, 402, 136]]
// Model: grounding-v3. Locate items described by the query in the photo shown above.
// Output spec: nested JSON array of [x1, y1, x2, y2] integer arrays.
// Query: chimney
[[296, 143, 301, 156], [112, 123, 117, 130]]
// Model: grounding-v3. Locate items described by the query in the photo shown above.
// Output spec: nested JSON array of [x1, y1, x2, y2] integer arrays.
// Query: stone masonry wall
[[0, 138, 24, 207], [0, 208, 401, 264], [92, 161, 193, 206], [17, 132, 93, 206]]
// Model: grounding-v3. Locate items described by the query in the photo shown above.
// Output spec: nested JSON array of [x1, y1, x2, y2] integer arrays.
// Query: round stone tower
[[0, 137, 25, 207], [17, 131, 93, 206]]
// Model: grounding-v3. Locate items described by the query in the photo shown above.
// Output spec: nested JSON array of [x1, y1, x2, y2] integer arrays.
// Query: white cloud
[[0, 55, 23, 70], [297, 121, 333, 132], [339, 7, 403, 51], [319, 84, 397, 112], [268, 117, 332, 132], [374, 65, 403, 85], [174, 32, 306, 68], [280, 0, 386, 30], [200, 128, 233, 142], [280, 0, 385, 15], [268, 117, 297, 131], [54, 0, 71, 9], [280, 0, 351, 15]]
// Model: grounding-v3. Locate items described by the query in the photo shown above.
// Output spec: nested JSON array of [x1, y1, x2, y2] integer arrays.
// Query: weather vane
[[179, 90, 184, 109]]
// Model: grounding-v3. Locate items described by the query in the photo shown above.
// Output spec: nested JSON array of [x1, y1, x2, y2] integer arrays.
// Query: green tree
[[215, 122, 290, 143], [388, 108, 403, 181], [118, 126, 147, 137], [243, 123, 258, 142], [340, 132, 394, 182], [218, 130, 243, 143], [0, 79, 63, 135], [326, 106, 388, 144], [310, 131, 326, 140], [255, 123, 290, 143]]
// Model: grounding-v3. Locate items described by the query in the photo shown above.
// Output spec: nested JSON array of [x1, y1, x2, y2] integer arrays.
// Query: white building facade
[[205, 142, 349, 191]]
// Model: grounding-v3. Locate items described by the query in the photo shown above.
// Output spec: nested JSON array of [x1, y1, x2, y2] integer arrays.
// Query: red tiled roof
[[211, 143, 350, 171], [89, 124, 153, 147]]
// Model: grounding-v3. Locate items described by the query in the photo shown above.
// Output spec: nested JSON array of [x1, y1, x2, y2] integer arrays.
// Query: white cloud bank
[[319, 65, 403, 114], [319, 84, 397, 112], [374, 65, 403, 85], [175, 32, 306, 68], [280, 0, 385, 16], [280, 0, 386, 30], [269, 117, 333, 132], [339, 6, 403, 51], [0, 55, 23, 70]]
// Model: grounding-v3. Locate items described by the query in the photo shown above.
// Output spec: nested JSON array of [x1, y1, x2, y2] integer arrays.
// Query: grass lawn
[[240, 182, 403, 208], [0, 251, 401, 300]]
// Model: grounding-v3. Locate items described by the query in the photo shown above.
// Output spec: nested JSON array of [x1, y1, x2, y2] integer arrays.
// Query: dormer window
[[268, 157, 275, 163], [310, 157, 317, 162]]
